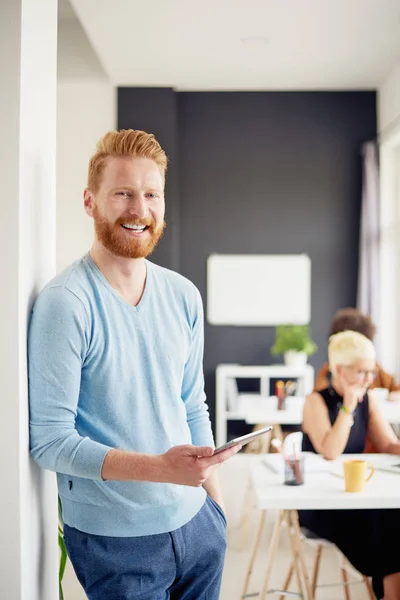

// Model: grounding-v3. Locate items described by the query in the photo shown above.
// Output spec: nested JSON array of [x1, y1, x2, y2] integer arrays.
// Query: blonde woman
[[300, 331, 400, 600]]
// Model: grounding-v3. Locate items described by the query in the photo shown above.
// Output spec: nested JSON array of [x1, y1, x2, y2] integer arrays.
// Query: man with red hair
[[28, 129, 238, 599]]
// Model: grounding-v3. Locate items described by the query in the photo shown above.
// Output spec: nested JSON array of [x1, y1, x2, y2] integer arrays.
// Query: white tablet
[[213, 426, 273, 455]]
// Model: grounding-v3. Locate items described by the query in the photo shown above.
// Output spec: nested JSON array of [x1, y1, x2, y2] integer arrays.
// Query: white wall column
[[0, 1, 58, 599]]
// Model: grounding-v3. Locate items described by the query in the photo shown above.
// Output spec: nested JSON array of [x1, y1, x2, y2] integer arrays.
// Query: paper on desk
[[263, 452, 331, 474]]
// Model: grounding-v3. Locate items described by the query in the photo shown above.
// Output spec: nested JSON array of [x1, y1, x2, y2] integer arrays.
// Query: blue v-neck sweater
[[28, 255, 214, 537]]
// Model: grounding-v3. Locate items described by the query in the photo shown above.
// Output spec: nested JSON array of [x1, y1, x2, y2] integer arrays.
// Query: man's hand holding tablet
[[213, 426, 273, 455], [159, 427, 272, 487]]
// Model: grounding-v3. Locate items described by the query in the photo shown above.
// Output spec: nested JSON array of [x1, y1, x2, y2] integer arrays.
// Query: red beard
[[93, 205, 165, 259]]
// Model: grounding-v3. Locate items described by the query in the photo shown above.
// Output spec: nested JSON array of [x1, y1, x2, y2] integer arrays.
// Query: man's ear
[[84, 188, 94, 217]]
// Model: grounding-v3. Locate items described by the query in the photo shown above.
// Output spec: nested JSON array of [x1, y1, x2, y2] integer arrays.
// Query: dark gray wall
[[118, 89, 377, 431]]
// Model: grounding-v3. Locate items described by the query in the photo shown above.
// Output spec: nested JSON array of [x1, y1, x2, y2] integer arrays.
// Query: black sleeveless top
[[302, 387, 369, 454]]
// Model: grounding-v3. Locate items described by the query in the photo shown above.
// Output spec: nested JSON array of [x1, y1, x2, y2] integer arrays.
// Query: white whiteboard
[[207, 254, 311, 326]]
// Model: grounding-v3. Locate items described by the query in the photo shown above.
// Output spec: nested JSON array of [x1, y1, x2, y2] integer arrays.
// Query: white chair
[[283, 431, 303, 455]]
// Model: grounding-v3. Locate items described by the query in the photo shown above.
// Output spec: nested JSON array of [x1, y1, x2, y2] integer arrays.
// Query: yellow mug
[[343, 460, 375, 493]]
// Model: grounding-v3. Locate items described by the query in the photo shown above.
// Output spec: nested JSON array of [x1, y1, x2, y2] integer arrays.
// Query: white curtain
[[357, 141, 380, 353], [379, 133, 400, 379]]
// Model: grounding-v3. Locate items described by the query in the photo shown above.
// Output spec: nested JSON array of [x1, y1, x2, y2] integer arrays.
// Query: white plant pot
[[283, 350, 307, 367]]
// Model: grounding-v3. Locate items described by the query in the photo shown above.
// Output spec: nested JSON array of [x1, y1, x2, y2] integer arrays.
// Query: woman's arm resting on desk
[[302, 392, 353, 460], [367, 394, 400, 454]]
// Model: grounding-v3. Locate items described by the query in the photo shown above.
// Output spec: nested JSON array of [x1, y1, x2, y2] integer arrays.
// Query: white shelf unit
[[215, 363, 315, 447]]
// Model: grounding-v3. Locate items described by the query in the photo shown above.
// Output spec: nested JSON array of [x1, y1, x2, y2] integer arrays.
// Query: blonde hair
[[328, 330, 376, 376], [87, 129, 168, 192]]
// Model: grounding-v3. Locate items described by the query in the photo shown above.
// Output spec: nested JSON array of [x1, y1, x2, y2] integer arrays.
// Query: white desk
[[251, 453, 400, 510], [238, 395, 400, 428], [216, 363, 314, 447], [242, 454, 400, 599]]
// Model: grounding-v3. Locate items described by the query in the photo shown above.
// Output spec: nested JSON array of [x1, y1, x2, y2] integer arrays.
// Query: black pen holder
[[284, 455, 305, 486]]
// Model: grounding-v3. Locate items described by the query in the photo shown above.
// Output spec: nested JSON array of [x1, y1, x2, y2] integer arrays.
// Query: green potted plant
[[270, 324, 317, 366]]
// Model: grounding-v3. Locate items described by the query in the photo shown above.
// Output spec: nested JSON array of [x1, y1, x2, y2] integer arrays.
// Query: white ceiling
[[68, 0, 400, 90]]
